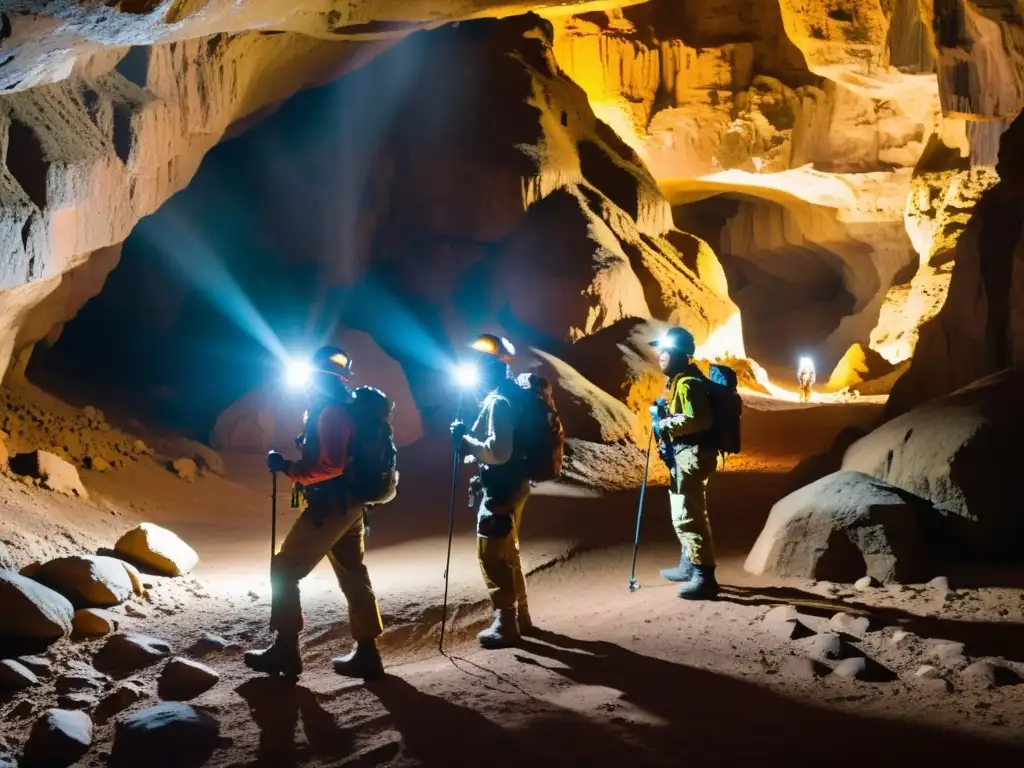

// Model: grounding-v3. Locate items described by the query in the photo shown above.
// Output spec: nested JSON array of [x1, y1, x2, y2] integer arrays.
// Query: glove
[[450, 420, 468, 447], [657, 417, 676, 432], [267, 451, 287, 473]]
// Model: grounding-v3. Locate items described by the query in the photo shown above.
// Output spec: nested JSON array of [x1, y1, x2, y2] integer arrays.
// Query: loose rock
[[913, 664, 951, 693], [929, 641, 966, 666], [0, 570, 75, 642], [779, 656, 828, 680], [87, 456, 111, 472], [833, 656, 896, 682], [94, 634, 172, 677], [16, 655, 52, 677], [115, 523, 199, 577], [23, 709, 93, 767], [96, 680, 147, 724], [73, 608, 119, 637], [110, 702, 220, 768], [960, 661, 998, 689], [829, 612, 870, 637], [927, 576, 950, 592], [889, 630, 913, 647], [854, 576, 877, 590], [795, 632, 854, 661], [187, 635, 233, 657], [0, 659, 39, 690], [35, 556, 135, 608], [7, 450, 89, 499], [169, 458, 198, 482], [57, 692, 98, 711], [762, 605, 815, 641], [158, 657, 220, 701]]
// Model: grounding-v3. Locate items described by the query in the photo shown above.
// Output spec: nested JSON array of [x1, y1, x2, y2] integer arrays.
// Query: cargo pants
[[476, 478, 531, 611], [669, 444, 719, 567], [269, 497, 384, 642]]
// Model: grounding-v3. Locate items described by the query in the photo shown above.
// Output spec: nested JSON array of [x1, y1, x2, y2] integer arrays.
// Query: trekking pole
[[270, 470, 278, 564], [439, 437, 461, 653], [628, 419, 656, 593]]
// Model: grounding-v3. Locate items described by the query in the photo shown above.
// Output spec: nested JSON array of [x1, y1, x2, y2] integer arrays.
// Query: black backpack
[[345, 386, 399, 506], [706, 364, 742, 455], [510, 373, 565, 482]]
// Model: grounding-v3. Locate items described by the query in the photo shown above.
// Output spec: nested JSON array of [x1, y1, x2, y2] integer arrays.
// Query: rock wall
[[550, 0, 935, 373], [887, 109, 1024, 416], [0, 28, 389, 380]]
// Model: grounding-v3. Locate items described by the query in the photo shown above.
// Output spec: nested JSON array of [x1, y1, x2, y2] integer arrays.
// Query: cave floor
[[2, 393, 1024, 765]]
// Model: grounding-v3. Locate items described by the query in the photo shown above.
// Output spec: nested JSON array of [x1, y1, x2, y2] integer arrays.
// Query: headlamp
[[454, 362, 479, 388], [285, 359, 312, 389]]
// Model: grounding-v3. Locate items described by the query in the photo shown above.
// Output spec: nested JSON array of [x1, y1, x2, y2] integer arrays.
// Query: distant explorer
[[797, 356, 815, 403], [649, 327, 741, 600], [450, 333, 564, 648], [245, 345, 398, 680]]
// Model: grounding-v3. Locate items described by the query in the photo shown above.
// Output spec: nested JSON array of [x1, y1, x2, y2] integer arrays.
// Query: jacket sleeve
[[285, 405, 352, 485], [666, 377, 713, 439], [463, 396, 514, 465]]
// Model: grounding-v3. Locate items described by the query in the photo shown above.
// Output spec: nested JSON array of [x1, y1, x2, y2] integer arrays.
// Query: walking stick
[[439, 436, 461, 653], [628, 416, 657, 593], [270, 470, 278, 563]]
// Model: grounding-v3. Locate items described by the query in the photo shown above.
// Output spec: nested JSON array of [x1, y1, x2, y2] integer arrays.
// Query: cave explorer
[[450, 334, 535, 649], [651, 327, 720, 600], [797, 356, 815, 404], [244, 345, 386, 681]]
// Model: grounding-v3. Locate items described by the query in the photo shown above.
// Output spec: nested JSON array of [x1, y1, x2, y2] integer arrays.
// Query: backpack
[[509, 373, 565, 482], [344, 386, 399, 506], [706, 364, 742, 455]]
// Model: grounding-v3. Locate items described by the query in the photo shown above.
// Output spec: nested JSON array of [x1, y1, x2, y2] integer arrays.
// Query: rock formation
[[844, 367, 1024, 558]]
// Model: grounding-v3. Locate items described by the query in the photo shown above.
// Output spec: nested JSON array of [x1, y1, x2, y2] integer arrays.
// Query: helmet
[[649, 327, 696, 357], [311, 345, 353, 380], [469, 333, 516, 363]]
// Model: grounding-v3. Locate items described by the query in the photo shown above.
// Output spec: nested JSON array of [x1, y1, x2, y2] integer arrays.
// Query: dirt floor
[[2, 385, 1024, 766]]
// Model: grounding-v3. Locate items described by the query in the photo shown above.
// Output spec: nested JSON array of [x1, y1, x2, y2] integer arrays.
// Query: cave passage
[[673, 193, 856, 378]]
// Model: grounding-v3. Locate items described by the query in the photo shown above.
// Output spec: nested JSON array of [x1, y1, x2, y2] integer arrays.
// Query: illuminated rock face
[[888, 110, 1024, 416], [550, 0, 942, 374], [1, 0, 1024, 393]]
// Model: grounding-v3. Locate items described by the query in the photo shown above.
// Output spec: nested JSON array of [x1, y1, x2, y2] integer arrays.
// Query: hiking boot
[[660, 552, 694, 583], [244, 635, 302, 678], [517, 602, 535, 636], [478, 608, 520, 649], [677, 565, 719, 600], [332, 641, 384, 680]]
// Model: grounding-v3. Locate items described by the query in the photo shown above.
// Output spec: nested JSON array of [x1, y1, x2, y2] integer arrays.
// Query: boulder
[[16, 655, 53, 677], [843, 368, 1024, 557], [34, 555, 135, 608], [96, 681, 147, 724], [110, 702, 220, 768], [781, 425, 868, 498], [7, 450, 88, 499], [212, 329, 423, 452], [94, 634, 172, 677], [114, 523, 198, 576], [744, 470, 932, 584], [23, 709, 93, 767], [522, 349, 637, 444], [0, 570, 75, 642], [73, 608, 119, 637], [158, 657, 220, 701], [825, 343, 903, 394], [0, 658, 39, 690], [169, 458, 198, 482]]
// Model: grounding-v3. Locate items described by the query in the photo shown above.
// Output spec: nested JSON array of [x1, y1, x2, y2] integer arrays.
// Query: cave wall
[[2, 1, 1024, 407], [888, 108, 1024, 416]]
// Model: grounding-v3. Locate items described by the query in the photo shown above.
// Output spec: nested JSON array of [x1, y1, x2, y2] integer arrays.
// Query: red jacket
[[285, 404, 354, 486]]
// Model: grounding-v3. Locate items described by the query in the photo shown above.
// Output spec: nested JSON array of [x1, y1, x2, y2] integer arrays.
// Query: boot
[[244, 634, 302, 678], [677, 565, 719, 600], [332, 640, 384, 680], [517, 602, 535, 636], [660, 552, 694, 583], [477, 608, 520, 649]]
